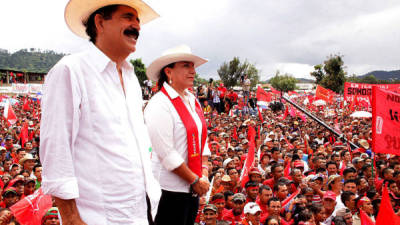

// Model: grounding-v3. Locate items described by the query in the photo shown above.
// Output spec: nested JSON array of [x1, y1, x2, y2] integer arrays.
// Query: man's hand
[[192, 177, 210, 196], [54, 198, 88, 225]]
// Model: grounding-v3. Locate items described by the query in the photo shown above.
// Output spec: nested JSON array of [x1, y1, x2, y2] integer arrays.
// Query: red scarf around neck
[[161, 87, 207, 176]]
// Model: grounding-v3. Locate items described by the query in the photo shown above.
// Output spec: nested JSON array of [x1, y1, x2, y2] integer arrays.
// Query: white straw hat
[[64, 0, 159, 39], [146, 45, 208, 82]]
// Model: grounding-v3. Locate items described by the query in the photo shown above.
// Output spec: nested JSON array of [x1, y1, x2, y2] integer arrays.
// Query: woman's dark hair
[[265, 215, 281, 225], [84, 5, 120, 43], [157, 63, 175, 91], [294, 209, 313, 225], [331, 216, 347, 225]]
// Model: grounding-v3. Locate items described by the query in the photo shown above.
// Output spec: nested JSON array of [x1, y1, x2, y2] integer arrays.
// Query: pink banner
[[372, 87, 400, 155]]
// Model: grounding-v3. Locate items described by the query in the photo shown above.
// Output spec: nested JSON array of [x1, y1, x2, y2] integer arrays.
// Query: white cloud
[[0, 0, 399, 79]]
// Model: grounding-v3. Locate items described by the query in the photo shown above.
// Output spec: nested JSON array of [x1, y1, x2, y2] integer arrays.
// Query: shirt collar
[[87, 43, 134, 74], [163, 82, 193, 102]]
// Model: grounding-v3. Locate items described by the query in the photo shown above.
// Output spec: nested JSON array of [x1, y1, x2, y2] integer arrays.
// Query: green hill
[[360, 70, 400, 81], [0, 48, 65, 73]]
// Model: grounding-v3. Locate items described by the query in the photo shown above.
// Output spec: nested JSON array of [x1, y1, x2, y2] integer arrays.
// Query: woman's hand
[[192, 177, 210, 196]]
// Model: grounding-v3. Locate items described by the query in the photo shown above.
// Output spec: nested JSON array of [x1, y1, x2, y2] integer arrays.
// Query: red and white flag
[[10, 188, 53, 225], [256, 86, 271, 109], [3, 99, 17, 125]]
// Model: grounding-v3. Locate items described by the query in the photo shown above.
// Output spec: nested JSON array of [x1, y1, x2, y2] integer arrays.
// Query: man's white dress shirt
[[40, 44, 161, 225], [144, 83, 210, 193]]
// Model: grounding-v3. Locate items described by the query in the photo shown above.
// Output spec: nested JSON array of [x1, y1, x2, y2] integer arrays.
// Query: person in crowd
[[40, 0, 161, 224], [352, 196, 375, 225], [222, 193, 246, 224], [41, 207, 61, 225], [240, 202, 262, 225], [322, 191, 337, 225]]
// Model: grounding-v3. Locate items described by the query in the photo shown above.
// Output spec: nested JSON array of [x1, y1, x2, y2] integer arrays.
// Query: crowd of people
[[0, 95, 58, 224], [0, 78, 398, 225], [185, 83, 398, 225]]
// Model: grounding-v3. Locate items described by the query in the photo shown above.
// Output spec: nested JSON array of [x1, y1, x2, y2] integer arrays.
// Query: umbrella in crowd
[[312, 99, 326, 106], [350, 111, 372, 118]]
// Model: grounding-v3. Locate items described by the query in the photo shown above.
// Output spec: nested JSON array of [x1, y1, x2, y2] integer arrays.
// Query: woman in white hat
[[144, 45, 210, 225]]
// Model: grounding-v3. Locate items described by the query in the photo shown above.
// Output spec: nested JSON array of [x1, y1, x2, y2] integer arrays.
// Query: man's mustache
[[123, 27, 140, 40]]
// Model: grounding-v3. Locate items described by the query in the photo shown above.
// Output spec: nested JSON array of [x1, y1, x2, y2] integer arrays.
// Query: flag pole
[[281, 95, 359, 149]]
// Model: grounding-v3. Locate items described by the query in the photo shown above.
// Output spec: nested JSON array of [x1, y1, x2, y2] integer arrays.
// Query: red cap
[[357, 196, 370, 208], [249, 167, 261, 176], [8, 177, 24, 187], [352, 148, 363, 154], [323, 191, 336, 201], [293, 160, 304, 168]]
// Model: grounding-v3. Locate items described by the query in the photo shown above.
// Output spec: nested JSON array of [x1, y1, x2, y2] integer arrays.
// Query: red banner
[[316, 85, 335, 103], [372, 87, 400, 155], [344, 82, 400, 106]]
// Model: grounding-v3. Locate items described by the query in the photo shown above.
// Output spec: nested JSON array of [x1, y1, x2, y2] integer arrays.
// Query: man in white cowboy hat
[[19, 153, 36, 174], [40, 0, 160, 224]]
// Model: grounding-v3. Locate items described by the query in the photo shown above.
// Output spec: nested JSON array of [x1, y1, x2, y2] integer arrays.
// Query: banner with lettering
[[372, 87, 400, 155], [315, 85, 335, 103], [11, 84, 43, 94], [344, 82, 400, 106]]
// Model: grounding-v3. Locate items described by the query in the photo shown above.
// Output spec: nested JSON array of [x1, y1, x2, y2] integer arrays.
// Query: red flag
[[316, 85, 335, 103], [3, 99, 17, 125], [10, 188, 53, 225], [257, 107, 264, 123], [372, 87, 400, 155], [247, 126, 256, 143], [307, 95, 315, 105], [19, 122, 29, 147], [233, 127, 238, 140], [281, 107, 289, 120], [284, 159, 291, 177], [240, 140, 255, 188], [376, 185, 400, 225], [23, 97, 30, 111], [256, 86, 271, 108], [270, 87, 280, 95], [289, 106, 296, 117], [288, 91, 298, 96], [299, 112, 306, 123], [240, 126, 256, 187], [281, 189, 300, 209], [360, 210, 375, 225], [340, 164, 346, 176]]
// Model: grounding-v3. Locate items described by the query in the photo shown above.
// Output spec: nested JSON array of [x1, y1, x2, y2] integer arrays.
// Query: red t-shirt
[[256, 198, 269, 224], [229, 92, 238, 102], [222, 209, 245, 224], [263, 178, 276, 189]]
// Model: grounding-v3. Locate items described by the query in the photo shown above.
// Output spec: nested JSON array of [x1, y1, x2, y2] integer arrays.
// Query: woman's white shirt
[[144, 83, 211, 193]]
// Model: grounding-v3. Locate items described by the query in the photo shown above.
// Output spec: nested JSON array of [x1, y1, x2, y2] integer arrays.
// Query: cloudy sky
[[1, 0, 399, 80]]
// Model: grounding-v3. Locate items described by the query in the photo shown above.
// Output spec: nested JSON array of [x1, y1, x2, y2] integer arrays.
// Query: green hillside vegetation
[[0, 48, 65, 73]]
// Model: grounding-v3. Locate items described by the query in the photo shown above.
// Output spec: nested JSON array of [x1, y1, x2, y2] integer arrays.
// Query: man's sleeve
[[40, 60, 81, 199]]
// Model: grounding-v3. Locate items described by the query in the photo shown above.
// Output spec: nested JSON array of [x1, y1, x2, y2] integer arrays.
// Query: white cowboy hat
[[19, 153, 36, 165], [146, 45, 208, 82], [64, 0, 159, 39]]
